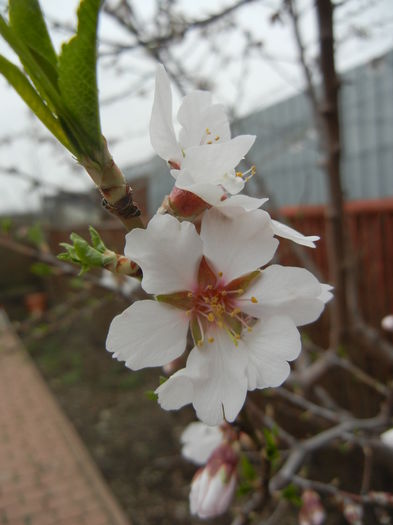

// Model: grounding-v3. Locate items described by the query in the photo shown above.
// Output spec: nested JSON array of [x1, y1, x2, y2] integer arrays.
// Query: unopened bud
[[190, 443, 238, 519], [381, 315, 393, 332], [168, 186, 209, 218], [299, 490, 326, 525]]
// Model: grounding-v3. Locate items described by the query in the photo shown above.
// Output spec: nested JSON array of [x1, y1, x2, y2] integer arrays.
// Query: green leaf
[[0, 54, 73, 152], [27, 222, 45, 247], [9, 0, 58, 85], [58, 0, 102, 155], [145, 390, 158, 401], [89, 225, 106, 252], [281, 483, 302, 507], [263, 427, 280, 467], [240, 455, 257, 482], [30, 262, 53, 277]]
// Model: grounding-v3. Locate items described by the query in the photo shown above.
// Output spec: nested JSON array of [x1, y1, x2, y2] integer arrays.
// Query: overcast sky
[[0, 0, 392, 214]]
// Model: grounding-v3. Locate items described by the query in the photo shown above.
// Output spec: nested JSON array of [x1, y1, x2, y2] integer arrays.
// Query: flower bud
[[190, 443, 238, 519], [168, 186, 209, 218], [381, 315, 393, 332], [380, 428, 393, 448], [299, 490, 326, 525]]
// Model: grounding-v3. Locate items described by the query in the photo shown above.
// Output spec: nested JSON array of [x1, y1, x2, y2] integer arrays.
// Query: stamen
[[207, 313, 215, 322], [218, 271, 223, 277], [206, 128, 211, 135], [208, 337, 215, 343], [251, 296, 258, 303], [236, 171, 243, 178], [215, 136, 220, 141], [187, 292, 193, 297]]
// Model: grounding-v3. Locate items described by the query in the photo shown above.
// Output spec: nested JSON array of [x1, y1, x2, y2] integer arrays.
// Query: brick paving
[[0, 310, 131, 525]]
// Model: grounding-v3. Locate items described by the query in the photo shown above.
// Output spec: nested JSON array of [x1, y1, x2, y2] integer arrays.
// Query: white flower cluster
[[106, 66, 332, 427]]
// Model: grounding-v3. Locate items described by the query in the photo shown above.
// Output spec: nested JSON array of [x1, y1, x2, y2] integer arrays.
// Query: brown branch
[[269, 414, 388, 492]]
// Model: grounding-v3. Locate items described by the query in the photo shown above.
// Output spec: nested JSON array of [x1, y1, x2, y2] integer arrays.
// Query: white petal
[[149, 65, 183, 162], [124, 214, 203, 294], [181, 422, 223, 465], [319, 283, 334, 303], [242, 265, 326, 326], [243, 316, 301, 390], [200, 208, 279, 283], [157, 330, 248, 425], [175, 170, 225, 205], [271, 219, 320, 248], [182, 135, 256, 185], [217, 195, 269, 214], [106, 300, 188, 370], [220, 171, 245, 194]]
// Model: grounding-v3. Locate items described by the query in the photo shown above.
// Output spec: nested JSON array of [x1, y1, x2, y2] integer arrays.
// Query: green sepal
[[226, 270, 261, 293], [156, 291, 194, 311], [190, 316, 203, 347]]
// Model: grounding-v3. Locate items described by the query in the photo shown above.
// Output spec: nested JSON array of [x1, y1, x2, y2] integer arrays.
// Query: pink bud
[[190, 443, 238, 519], [168, 186, 209, 218], [299, 490, 326, 525]]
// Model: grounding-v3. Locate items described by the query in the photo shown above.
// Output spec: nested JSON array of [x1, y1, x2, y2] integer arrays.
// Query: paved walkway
[[0, 310, 131, 525]]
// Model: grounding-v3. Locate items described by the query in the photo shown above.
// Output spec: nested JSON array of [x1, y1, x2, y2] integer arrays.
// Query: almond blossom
[[150, 65, 320, 248], [150, 65, 256, 209], [106, 207, 331, 425]]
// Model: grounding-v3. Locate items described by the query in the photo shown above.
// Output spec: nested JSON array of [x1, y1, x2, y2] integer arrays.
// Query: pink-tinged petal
[[181, 422, 223, 465], [217, 195, 269, 214], [200, 208, 279, 283], [271, 219, 320, 248], [125, 214, 203, 294], [243, 316, 301, 390], [242, 265, 326, 326], [149, 65, 183, 162], [181, 135, 256, 184], [106, 300, 188, 370]]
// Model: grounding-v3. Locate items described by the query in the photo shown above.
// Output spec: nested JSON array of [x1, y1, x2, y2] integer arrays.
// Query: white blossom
[[149, 65, 255, 206], [107, 208, 331, 425]]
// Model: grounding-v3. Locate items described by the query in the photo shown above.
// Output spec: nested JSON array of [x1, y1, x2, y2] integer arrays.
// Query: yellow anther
[[218, 271, 223, 277], [208, 337, 215, 343], [186, 310, 192, 316], [207, 140, 213, 144], [206, 285, 213, 290], [197, 339, 203, 347], [206, 128, 211, 135], [207, 313, 215, 322], [221, 290, 227, 296], [211, 296, 218, 304], [236, 171, 243, 178], [218, 321, 224, 328], [247, 327, 253, 332], [251, 296, 258, 303], [187, 291, 193, 297], [251, 165, 256, 175], [238, 289, 244, 295], [215, 136, 220, 141], [230, 308, 241, 317]]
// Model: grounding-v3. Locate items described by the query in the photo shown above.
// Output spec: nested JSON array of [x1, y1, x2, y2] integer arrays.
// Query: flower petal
[[175, 170, 225, 205], [125, 214, 203, 294], [177, 91, 231, 149], [106, 300, 188, 369], [217, 195, 269, 214], [242, 265, 326, 326], [243, 316, 301, 390], [271, 219, 320, 248], [181, 422, 223, 465], [149, 65, 183, 163], [181, 135, 255, 185], [158, 330, 248, 425], [200, 208, 279, 283]]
